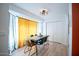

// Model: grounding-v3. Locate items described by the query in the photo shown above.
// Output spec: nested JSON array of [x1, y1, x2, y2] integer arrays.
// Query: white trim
[[68, 3, 72, 56]]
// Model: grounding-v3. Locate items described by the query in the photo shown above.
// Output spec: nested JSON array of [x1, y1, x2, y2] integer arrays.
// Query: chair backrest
[[43, 36, 48, 42], [26, 40, 31, 47], [31, 40, 36, 45]]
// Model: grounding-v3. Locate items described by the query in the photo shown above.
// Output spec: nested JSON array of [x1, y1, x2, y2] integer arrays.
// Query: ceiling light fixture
[[40, 8, 48, 16]]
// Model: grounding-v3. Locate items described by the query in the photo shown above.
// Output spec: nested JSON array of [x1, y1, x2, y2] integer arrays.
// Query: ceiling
[[14, 3, 69, 22]]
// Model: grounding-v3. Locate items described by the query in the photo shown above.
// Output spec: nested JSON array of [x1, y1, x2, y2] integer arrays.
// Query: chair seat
[[24, 40, 36, 56]]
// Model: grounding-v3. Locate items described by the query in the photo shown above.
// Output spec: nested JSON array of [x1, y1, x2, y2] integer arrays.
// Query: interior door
[[72, 3, 79, 56]]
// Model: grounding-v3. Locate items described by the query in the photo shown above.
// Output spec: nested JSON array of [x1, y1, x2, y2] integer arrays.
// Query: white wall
[[0, 4, 10, 55], [42, 15, 68, 46]]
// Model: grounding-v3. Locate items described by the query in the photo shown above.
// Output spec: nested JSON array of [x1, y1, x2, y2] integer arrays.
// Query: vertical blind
[[18, 17, 37, 48]]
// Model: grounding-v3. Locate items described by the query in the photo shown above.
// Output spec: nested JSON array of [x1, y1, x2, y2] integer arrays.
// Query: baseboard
[[48, 40, 68, 46]]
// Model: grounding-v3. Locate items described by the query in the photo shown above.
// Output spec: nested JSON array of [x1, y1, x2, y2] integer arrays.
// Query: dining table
[[30, 35, 49, 56]]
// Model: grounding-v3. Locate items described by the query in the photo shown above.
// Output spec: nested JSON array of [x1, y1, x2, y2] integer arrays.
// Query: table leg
[[36, 45, 38, 56]]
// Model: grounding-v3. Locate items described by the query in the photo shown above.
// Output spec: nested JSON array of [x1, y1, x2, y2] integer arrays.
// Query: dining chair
[[24, 40, 36, 56]]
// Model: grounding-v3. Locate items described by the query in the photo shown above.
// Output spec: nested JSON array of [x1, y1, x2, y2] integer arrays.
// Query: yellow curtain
[[28, 20, 37, 37], [18, 17, 37, 48]]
